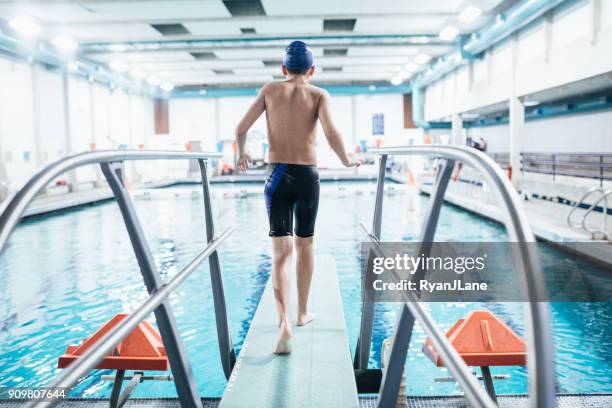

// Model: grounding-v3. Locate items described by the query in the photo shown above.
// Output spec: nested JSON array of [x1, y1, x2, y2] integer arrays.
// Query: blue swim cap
[[283, 40, 314, 72]]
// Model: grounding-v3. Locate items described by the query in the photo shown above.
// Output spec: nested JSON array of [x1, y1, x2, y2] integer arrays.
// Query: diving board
[[220, 254, 359, 408]]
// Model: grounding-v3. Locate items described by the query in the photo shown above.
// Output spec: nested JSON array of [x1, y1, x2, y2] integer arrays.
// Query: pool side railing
[[0, 150, 234, 408], [357, 146, 555, 408]]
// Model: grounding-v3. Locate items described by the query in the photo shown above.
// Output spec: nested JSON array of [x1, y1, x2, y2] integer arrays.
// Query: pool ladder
[[358, 146, 555, 408], [0, 146, 556, 408], [566, 187, 611, 241], [0, 150, 236, 408]]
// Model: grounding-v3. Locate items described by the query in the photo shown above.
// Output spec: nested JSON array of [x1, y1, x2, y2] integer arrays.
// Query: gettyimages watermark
[[361, 242, 612, 302]]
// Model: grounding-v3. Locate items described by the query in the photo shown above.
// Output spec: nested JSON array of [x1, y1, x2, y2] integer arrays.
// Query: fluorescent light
[[414, 53, 431, 65], [397, 70, 411, 80], [67, 61, 79, 73], [129, 67, 146, 79], [439, 26, 459, 41], [160, 82, 174, 92], [199, 89, 208, 95], [52, 35, 79, 51], [146, 75, 161, 86], [109, 60, 128, 72], [9, 17, 41, 36], [459, 6, 482, 23], [390, 77, 402, 86], [109, 44, 128, 52], [404, 62, 419, 71], [524, 100, 540, 107], [368, 85, 376, 91]]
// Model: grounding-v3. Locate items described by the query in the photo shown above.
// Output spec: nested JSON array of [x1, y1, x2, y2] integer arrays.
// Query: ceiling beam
[[79, 33, 452, 52], [32, 12, 456, 26]]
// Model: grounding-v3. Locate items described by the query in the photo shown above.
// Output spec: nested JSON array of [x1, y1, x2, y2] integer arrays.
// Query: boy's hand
[[237, 153, 252, 172], [343, 155, 362, 168]]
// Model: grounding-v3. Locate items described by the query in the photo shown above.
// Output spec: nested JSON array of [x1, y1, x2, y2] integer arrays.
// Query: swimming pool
[[0, 182, 610, 398]]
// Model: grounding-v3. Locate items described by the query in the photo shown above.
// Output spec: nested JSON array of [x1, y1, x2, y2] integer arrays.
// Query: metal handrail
[[0, 150, 231, 408], [359, 223, 496, 408], [0, 149, 221, 252], [581, 191, 611, 240], [362, 146, 554, 408], [26, 226, 234, 408], [566, 187, 607, 228]]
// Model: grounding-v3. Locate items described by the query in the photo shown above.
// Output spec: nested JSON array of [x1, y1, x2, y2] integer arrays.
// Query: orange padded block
[[58, 314, 168, 371], [423, 310, 527, 367]]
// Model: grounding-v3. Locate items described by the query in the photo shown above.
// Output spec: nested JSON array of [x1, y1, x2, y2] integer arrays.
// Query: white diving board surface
[[220, 254, 359, 408]]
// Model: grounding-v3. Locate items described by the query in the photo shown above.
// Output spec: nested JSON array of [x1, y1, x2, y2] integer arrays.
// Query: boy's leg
[[295, 236, 315, 326], [272, 236, 293, 354]]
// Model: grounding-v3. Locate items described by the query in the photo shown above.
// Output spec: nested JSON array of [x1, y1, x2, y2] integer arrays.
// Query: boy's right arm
[[235, 86, 266, 171], [318, 91, 361, 168]]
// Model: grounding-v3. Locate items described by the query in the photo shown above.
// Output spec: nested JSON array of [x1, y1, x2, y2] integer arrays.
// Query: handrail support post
[[376, 159, 454, 407], [198, 159, 236, 379], [354, 154, 387, 369], [101, 162, 202, 408]]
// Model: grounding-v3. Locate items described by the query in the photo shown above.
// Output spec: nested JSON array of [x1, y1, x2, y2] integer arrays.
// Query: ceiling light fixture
[[146, 75, 161, 86], [52, 35, 79, 52], [398, 70, 411, 80], [109, 44, 129, 52], [129, 67, 146, 79], [9, 17, 41, 36], [404, 62, 419, 71], [439, 26, 459, 41], [459, 6, 482, 23], [67, 61, 79, 73], [160, 82, 175, 92], [390, 77, 402, 86], [524, 100, 541, 107], [414, 54, 432, 65], [109, 60, 129, 72]]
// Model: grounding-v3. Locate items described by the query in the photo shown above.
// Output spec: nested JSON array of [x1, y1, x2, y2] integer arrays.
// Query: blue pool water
[[0, 182, 611, 397]]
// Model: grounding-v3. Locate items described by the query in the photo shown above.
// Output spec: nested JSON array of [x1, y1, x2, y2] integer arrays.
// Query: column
[[31, 65, 43, 169], [451, 112, 463, 146], [509, 97, 524, 187], [351, 95, 358, 174], [62, 72, 78, 191]]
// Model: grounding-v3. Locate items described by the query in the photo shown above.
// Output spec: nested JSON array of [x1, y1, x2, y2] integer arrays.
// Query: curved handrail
[[0, 149, 221, 253], [581, 190, 611, 240], [369, 145, 555, 408], [566, 187, 606, 228], [27, 226, 234, 408]]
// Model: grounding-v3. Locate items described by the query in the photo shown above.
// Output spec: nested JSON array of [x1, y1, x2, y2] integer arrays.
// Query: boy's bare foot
[[296, 312, 315, 326], [274, 323, 292, 354]]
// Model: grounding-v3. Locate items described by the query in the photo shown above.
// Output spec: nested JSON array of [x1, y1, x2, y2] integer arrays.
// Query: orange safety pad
[[422, 310, 527, 367], [58, 314, 169, 371]]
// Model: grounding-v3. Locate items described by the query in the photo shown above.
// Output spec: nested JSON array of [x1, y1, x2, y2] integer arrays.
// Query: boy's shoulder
[[262, 81, 327, 96]]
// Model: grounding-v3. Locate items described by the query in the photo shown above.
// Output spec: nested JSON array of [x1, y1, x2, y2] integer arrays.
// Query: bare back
[[236, 79, 329, 165], [264, 81, 323, 165]]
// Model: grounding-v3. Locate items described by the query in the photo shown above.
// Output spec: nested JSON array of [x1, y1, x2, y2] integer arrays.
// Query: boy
[[235, 40, 360, 354]]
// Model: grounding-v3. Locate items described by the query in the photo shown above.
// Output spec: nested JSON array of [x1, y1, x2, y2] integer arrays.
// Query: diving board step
[[220, 254, 359, 408]]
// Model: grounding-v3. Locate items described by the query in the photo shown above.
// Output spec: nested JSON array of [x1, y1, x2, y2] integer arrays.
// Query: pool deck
[[219, 254, 359, 408], [419, 182, 612, 266], [3, 173, 402, 218]]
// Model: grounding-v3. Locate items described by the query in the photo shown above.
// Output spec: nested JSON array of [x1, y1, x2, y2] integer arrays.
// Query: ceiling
[[0, 0, 510, 90]]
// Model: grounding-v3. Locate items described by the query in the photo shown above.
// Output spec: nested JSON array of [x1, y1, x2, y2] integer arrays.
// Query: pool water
[[0, 182, 610, 397]]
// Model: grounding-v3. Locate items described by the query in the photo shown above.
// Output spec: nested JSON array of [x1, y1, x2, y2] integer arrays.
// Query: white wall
[[426, 1, 612, 119], [168, 92, 406, 168], [0, 55, 154, 191], [470, 109, 612, 153]]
